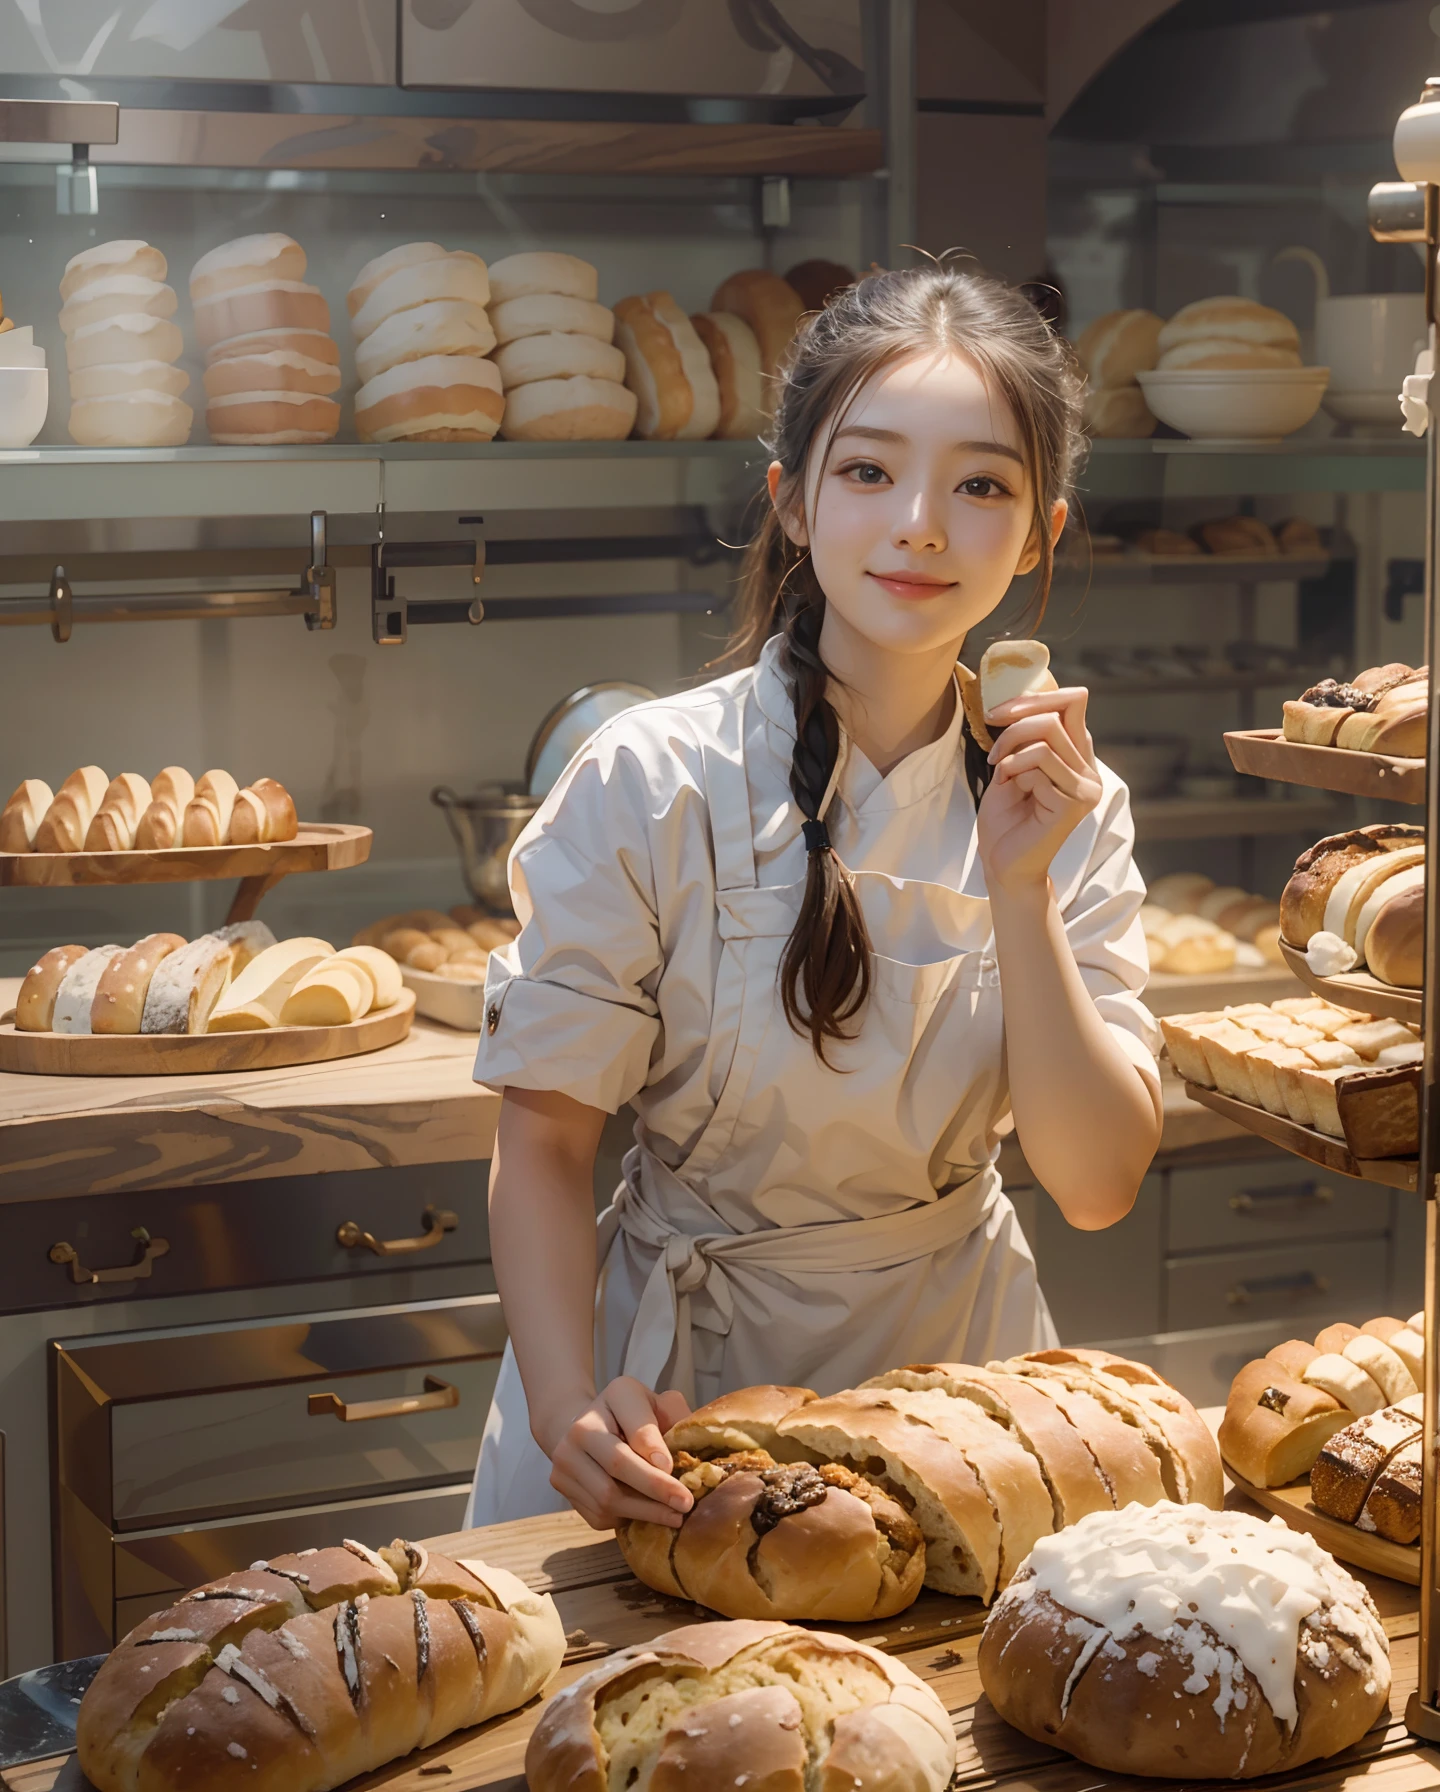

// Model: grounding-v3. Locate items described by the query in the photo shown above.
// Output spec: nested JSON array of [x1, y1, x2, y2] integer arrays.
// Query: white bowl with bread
[[1138, 365, 1331, 440]]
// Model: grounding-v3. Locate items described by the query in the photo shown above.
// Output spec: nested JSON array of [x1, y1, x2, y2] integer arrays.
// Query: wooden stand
[[1181, 1081, 1417, 1189], [1226, 1465, 1420, 1585], [1225, 728, 1426, 804], [1278, 938, 1422, 1022]]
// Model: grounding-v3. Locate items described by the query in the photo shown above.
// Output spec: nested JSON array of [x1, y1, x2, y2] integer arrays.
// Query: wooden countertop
[[0, 980, 1250, 1204], [8, 1492, 1434, 1792]]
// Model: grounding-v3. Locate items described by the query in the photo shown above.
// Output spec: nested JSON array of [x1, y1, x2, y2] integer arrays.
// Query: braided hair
[[723, 263, 1086, 1062]]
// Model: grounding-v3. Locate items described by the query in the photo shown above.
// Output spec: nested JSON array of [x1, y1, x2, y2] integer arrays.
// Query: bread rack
[[1204, 102, 1440, 1739]]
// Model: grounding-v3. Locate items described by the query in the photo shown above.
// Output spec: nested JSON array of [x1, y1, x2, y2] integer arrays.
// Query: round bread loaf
[[66, 312, 183, 370], [709, 267, 805, 377], [1082, 383, 1156, 437], [1280, 830, 1391, 947], [1158, 296, 1301, 353], [691, 310, 764, 439], [203, 346, 342, 399], [525, 1619, 955, 1792], [1074, 308, 1164, 388], [69, 392, 193, 447], [1157, 338, 1303, 371], [354, 354, 504, 443], [784, 257, 856, 311], [206, 389, 340, 445], [613, 290, 721, 440], [489, 291, 614, 347], [61, 240, 165, 303], [1365, 880, 1424, 987], [487, 249, 598, 305], [979, 1503, 1390, 1780], [77, 1537, 565, 1792], [194, 280, 330, 352], [59, 276, 176, 336], [666, 1384, 818, 1458], [493, 329, 625, 390], [189, 232, 307, 302], [355, 298, 496, 384], [70, 360, 190, 400], [500, 374, 636, 441], [351, 251, 490, 343], [346, 241, 449, 315]]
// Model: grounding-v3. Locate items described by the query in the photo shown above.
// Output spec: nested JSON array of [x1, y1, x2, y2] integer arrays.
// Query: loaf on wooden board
[[15, 944, 89, 1030], [0, 778, 54, 852]]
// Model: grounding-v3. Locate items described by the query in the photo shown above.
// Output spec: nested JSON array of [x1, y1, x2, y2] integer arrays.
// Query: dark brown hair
[[724, 262, 1086, 1061]]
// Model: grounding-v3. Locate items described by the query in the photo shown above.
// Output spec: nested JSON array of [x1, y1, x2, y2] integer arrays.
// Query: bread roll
[[1197, 515, 1279, 555], [337, 944, 401, 1009], [91, 933, 187, 1034], [613, 291, 721, 440], [354, 298, 497, 385], [193, 281, 329, 352], [59, 276, 176, 337], [1344, 1331, 1416, 1403], [205, 389, 341, 445], [53, 945, 125, 1033], [492, 330, 625, 390], [353, 354, 504, 443], [1082, 382, 1157, 437], [382, 928, 448, 971], [346, 242, 449, 315], [709, 269, 805, 377], [1219, 1358, 1348, 1488], [1157, 338, 1302, 370], [1281, 829, 1391, 946], [978, 1503, 1389, 1781], [527, 1619, 953, 1792], [61, 240, 165, 303], [77, 1539, 564, 1792], [1074, 308, 1163, 387], [1366, 881, 1423, 987], [84, 773, 153, 852], [691, 311, 765, 439], [0, 778, 54, 852], [1278, 516, 1324, 556], [980, 638, 1056, 719], [488, 291, 614, 348], [65, 312, 182, 370], [1147, 871, 1214, 912], [279, 958, 369, 1027], [69, 360, 190, 400], [225, 776, 298, 845], [1312, 1401, 1422, 1525], [33, 766, 108, 853], [15, 944, 90, 1030], [208, 937, 333, 1031], [487, 250, 599, 306], [140, 934, 234, 1035], [202, 346, 341, 398], [783, 258, 856, 311], [134, 767, 195, 850], [189, 233, 306, 302], [1158, 296, 1302, 353], [351, 251, 489, 342], [499, 374, 636, 442], [1303, 1352, 1384, 1414], [69, 391, 193, 448], [208, 326, 339, 370], [182, 770, 238, 847]]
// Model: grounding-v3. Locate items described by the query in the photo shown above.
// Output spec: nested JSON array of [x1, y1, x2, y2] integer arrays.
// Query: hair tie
[[802, 818, 831, 854]]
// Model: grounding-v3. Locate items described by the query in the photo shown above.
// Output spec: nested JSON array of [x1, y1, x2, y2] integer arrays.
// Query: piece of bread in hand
[[980, 640, 1056, 721], [0, 778, 54, 852]]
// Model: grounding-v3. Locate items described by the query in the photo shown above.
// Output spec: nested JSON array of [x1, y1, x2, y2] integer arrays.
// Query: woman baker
[[466, 263, 1163, 1531]]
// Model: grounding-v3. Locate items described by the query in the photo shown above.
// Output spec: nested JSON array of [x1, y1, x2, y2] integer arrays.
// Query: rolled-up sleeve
[[1054, 764, 1162, 1092], [472, 735, 665, 1113]]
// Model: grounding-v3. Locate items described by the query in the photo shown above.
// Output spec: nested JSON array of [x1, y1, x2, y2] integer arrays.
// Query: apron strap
[[698, 681, 758, 893]]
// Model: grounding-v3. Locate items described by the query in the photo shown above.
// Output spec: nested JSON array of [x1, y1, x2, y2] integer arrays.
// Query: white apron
[[465, 682, 1055, 1527]]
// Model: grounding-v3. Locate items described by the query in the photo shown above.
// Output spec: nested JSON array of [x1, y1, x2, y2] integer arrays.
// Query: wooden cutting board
[[1225, 1466, 1420, 1585]]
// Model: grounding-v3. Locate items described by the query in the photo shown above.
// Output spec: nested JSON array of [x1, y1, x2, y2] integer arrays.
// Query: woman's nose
[[892, 487, 948, 553]]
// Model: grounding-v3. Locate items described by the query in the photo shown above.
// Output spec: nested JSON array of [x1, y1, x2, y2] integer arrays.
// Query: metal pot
[[431, 782, 540, 915]]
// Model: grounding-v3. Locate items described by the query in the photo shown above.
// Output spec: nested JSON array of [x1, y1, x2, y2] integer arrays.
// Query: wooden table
[[8, 1490, 1438, 1792]]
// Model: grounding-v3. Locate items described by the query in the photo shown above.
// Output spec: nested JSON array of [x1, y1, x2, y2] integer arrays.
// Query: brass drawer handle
[[336, 1205, 458, 1257], [1227, 1270, 1330, 1307], [1229, 1183, 1334, 1215], [307, 1375, 459, 1424], [49, 1228, 170, 1286]]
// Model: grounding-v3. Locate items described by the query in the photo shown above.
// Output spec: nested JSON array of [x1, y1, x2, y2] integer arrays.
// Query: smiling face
[[771, 348, 1064, 663]]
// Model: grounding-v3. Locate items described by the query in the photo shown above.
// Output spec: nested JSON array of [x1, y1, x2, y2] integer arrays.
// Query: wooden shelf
[[1226, 728, 1424, 805], [1146, 962, 1301, 1017], [1132, 795, 1337, 840], [1061, 552, 1330, 584], [1277, 939, 1421, 1024], [1181, 1082, 1416, 1190]]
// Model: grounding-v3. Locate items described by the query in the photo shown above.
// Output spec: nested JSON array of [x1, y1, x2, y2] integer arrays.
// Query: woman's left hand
[[976, 686, 1101, 898]]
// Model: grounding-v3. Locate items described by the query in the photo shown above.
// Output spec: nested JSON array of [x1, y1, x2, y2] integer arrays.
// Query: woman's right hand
[[541, 1377, 695, 1532]]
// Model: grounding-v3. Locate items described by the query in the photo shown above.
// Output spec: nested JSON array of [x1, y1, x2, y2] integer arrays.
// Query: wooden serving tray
[[1225, 728, 1424, 805], [1181, 1081, 1417, 1191], [1225, 1464, 1419, 1585], [0, 989, 414, 1077], [0, 823, 371, 889], [1278, 939, 1422, 1024]]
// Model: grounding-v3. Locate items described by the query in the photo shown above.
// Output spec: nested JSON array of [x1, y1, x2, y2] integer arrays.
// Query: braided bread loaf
[[77, 1537, 564, 1792]]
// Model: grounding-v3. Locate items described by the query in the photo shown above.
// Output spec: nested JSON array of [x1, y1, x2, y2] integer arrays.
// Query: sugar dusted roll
[[354, 298, 496, 385], [204, 388, 340, 445], [492, 330, 625, 390], [59, 276, 177, 337], [60, 240, 166, 304], [193, 280, 330, 353], [487, 249, 598, 306], [202, 346, 341, 399], [65, 312, 183, 371], [354, 354, 504, 443], [488, 291, 614, 348], [69, 392, 194, 448], [69, 361, 190, 401], [346, 241, 449, 315], [350, 249, 490, 342], [188, 232, 307, 303], [500, 374, 636, 442]]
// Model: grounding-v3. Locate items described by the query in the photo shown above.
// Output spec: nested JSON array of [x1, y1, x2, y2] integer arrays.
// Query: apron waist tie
[[598, 1144, 1000, 1401]]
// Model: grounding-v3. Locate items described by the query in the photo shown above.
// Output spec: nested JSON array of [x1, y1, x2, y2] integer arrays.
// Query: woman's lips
[[867, 571, 957, 599]]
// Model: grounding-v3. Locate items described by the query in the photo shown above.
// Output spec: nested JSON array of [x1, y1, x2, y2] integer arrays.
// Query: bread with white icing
[[91, 933, 186, 1034], [979, 1502, 1390, 1779], [76, 1538, 564, 1792], [15, 945, 90, 1031], [52, 945, 125, 1034], [140, 934, 234, 1035]]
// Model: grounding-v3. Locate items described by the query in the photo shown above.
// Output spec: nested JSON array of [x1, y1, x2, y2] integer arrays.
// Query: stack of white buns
[[613, 290, 720, 440], [1074, 309, 1162, 438], [0, 766, 298, 854], [189, 234, 340, 443], [60, 240, 191, 446], [490, 252, 634, 441], [348, 242, 502, 442], [1157, 296, 1302, 371]]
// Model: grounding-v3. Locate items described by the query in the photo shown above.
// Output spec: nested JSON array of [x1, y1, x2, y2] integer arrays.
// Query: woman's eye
[[959, 475, 1007, 498], [845, 461, 889, 485]]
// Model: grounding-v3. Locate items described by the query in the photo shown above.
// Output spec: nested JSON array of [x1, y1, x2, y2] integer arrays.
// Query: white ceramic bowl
[[0, 366, 48, 448], [1323, 389, 1403, 427], [1137, 366, 1330, 441]]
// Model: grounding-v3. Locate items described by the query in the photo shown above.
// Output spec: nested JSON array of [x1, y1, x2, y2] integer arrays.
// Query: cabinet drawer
[[6, 1162, 491, 1314], [1165, 1238, 1390, 1333], [1167, 1158, 1391, 1254]]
